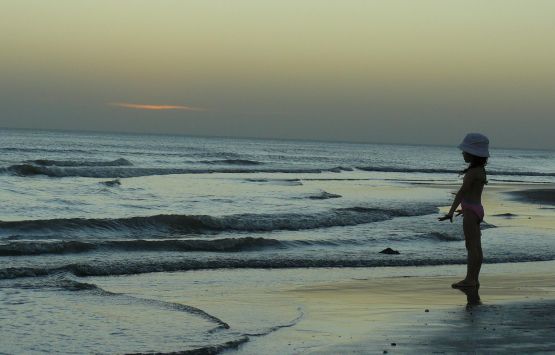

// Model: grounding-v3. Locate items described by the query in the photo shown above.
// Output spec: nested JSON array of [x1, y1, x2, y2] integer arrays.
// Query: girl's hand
[[438, 213, 453, 222]]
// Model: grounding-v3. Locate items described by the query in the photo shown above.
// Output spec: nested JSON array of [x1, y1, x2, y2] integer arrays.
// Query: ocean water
[[1, 128, 554, 353]]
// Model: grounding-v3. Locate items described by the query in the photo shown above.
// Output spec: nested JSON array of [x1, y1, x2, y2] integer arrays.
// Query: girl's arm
[[448, 189, 463, 216], [439, 171, 474, 222]]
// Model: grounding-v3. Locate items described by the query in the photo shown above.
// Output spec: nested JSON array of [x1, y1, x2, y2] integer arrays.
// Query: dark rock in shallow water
[[379, 248, 400, 255], [493, 213, 517, 218], [308, 191, 342, 200], [100, 179, 121, 187]]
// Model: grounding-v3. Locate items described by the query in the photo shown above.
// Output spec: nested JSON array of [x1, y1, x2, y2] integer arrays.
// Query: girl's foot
[[451, 280, 479, 288]]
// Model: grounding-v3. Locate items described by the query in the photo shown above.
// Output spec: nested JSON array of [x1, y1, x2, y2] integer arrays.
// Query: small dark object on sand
[[380, 248, 400, 255], [425, 309, 429, 312], [391, 343, 397, 346]]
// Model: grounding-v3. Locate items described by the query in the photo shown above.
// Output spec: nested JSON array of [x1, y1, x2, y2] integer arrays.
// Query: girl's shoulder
[[465, 166, 487, 183]]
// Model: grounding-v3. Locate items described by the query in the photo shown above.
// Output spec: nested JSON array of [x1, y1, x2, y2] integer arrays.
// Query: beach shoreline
[[87, 260, 555, 354], [215, 260, 555, 354]]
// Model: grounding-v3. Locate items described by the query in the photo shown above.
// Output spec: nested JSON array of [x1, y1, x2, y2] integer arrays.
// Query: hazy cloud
[[110, 102, 207, 112]]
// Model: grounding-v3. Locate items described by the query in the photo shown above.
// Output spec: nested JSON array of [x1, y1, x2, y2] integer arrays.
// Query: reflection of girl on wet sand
[[439, 133, 489, 288]]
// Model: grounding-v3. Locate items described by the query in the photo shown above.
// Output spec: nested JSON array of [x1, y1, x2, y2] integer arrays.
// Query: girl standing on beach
[[439, 133, 489, 288]]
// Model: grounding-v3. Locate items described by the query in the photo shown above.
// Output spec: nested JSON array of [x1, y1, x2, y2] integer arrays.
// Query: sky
[[1, 0, 554, 149]]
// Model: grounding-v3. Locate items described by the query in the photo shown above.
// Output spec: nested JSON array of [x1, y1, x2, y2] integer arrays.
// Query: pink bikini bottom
[[461, 200, 484, 222]]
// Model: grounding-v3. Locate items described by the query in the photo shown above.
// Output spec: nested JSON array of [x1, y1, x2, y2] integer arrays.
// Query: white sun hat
[[458, 133, 490, 157]]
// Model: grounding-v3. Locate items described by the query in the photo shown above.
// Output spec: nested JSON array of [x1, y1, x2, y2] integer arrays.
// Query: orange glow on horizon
[[110, 102, 207, 111]]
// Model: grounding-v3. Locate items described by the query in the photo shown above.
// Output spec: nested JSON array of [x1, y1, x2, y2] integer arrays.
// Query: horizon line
[[0, 126, 551, 152]]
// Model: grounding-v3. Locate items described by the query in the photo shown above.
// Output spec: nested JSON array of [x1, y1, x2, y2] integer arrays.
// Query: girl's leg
[[464, 213, 483, 284], [452, 213, 483, 287]]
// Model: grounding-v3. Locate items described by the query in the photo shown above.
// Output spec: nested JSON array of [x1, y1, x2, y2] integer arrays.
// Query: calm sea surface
[[1, 128, 554, 353]]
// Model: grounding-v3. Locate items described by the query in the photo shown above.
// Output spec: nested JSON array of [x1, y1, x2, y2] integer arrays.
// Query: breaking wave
[[0, 228, 475, 256], [3, 254, 555, 280], [25, 158, 132, 167], [0, 205, 438, 238], [0, 237, 283, 256], [199, 159, 264, 165]]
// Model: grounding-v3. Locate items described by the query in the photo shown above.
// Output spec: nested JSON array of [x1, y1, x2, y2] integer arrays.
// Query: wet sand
[[229, 261, 555, 354], [90, 261, 555, 354], [506, 188, 555, 206]]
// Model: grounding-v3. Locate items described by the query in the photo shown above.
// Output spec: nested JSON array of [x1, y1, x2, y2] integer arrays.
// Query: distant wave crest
[[357, 166, 458, 174], [357, 166, 555, 177], [0, 165, 349, 178], [2, 161, 551, 178]]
